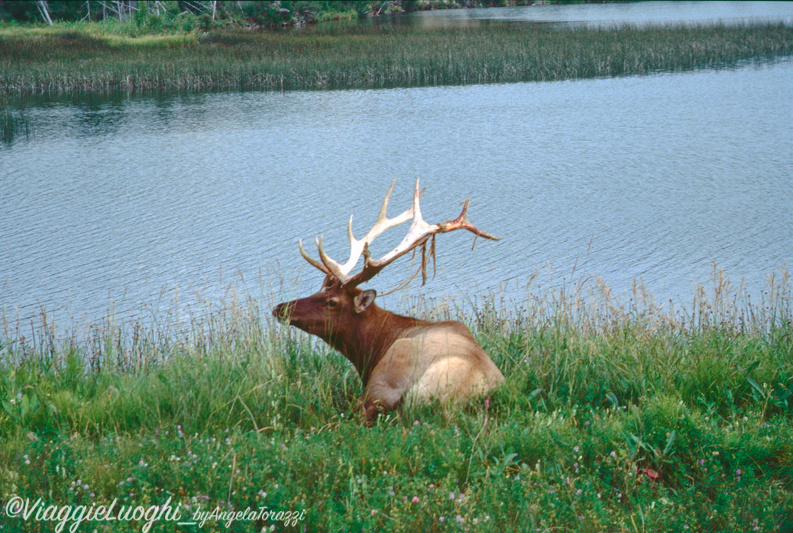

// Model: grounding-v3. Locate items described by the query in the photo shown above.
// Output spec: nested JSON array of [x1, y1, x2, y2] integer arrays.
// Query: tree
[[36, 0, 53, 25]]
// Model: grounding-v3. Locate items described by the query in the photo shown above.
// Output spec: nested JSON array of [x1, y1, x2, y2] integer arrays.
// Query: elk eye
[[326, 298, 339, 308]]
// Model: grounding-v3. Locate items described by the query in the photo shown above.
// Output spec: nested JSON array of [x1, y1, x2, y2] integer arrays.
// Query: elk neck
[[328, 302, 429, 386]]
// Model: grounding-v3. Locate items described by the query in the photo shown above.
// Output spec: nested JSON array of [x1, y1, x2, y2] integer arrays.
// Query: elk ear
[[354, 290, 376, 314]]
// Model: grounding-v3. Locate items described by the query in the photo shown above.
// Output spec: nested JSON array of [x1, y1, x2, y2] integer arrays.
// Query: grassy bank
[[1, 21, 792, 95], [1, 269, 792, 531]]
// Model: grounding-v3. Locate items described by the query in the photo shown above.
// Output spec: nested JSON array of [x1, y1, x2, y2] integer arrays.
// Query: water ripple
[[2, 63, 792, 326]]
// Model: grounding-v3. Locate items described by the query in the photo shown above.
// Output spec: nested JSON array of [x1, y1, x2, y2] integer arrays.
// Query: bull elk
[[272, 178, 505, 424]]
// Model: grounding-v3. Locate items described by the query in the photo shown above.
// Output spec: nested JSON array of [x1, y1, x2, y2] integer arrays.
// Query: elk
[[272, 178, 504, 424]]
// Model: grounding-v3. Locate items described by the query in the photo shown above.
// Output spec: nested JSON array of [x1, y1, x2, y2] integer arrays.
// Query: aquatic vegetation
[[0, 94, 29, 145], [1, 268, 791, 531], [1, 22, 792, 94]]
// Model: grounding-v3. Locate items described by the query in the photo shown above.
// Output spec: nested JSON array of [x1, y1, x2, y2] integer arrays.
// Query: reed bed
[[2, 22, 792, 95], [1, 268, 791, 531]]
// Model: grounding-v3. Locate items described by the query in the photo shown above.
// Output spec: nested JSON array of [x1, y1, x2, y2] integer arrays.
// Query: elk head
[[271, 276, 376, 348]]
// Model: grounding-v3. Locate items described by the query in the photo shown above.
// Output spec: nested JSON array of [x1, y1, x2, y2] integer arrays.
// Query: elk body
[[272, 179, 504, 423]]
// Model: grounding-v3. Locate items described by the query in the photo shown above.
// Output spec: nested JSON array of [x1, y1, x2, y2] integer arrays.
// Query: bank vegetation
[[1, 268, 792, 531], [2, 21, 792, 95]]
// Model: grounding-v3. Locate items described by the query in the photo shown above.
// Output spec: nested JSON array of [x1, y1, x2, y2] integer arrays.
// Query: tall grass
[[2, 22, 792, 94], [0, 93, 29, 144], [1, 268, 791, 531]]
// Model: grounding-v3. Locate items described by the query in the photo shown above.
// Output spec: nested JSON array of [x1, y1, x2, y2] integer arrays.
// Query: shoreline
[[2, 22, 792, 96]]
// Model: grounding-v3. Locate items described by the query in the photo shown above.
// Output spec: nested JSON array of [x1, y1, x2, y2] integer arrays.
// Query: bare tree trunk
[[114, 0, 127, 21], [212, 0, 217, 21], [36, 0, 54, 25]]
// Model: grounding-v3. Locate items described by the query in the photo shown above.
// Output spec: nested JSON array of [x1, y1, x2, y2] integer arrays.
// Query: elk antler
[[300, 178, 499, 288], [299, 177, 415, 284]]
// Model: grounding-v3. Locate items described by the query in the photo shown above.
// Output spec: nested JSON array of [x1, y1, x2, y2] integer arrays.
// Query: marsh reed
[[2, 22, 792, 95]]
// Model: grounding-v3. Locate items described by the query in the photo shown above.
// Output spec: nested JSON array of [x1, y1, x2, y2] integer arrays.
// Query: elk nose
[[272, 302, 292, 323]]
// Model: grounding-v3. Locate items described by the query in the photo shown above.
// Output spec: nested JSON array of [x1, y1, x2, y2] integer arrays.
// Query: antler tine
[[363, 177, 416, 242], [342, 175, 395, 254], [315, 235, 352, 284], [439, 199, 501, 241], [299, 239, 331, 276], [376, 176, 398, 224], [347, 215, 355, 245]]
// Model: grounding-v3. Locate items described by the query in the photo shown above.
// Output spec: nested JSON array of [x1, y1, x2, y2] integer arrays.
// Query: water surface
[[399, 1, 793, 29], [2, 61, 792, 327]]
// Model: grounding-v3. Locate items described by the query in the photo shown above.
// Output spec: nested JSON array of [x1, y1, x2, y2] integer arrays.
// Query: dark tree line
[[0, 1, 539, 27]]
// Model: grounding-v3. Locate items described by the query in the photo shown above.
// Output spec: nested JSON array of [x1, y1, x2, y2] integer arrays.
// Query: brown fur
[[273, 283, 504, 424]]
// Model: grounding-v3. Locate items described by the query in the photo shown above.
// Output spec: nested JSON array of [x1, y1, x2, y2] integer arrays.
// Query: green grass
[[1, 267, 792, 531], [1, 21, 792, 94]]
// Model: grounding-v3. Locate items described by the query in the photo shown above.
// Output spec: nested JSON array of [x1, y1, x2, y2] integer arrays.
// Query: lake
[[397, 1, 793, 29], [2, 6, 793, 330]]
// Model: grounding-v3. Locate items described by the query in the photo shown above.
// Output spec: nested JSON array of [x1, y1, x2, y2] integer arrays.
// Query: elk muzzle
[[272, 301, 294, 324]]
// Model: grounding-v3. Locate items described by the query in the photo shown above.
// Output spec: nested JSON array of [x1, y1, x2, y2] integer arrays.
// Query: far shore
[[2, 21, 792, 96]]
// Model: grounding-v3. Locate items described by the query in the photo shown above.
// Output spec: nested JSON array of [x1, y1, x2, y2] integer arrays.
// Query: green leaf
[[20, 394, 30, 418], [606, 392, 619, 408], [663, 430, 676, 457], [747, 377, 765, 398], [740, 360, 761, 376], [29, 392, 39, 413]]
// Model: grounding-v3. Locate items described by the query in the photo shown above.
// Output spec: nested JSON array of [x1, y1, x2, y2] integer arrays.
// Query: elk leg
[[362, 338, 419, 424]]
